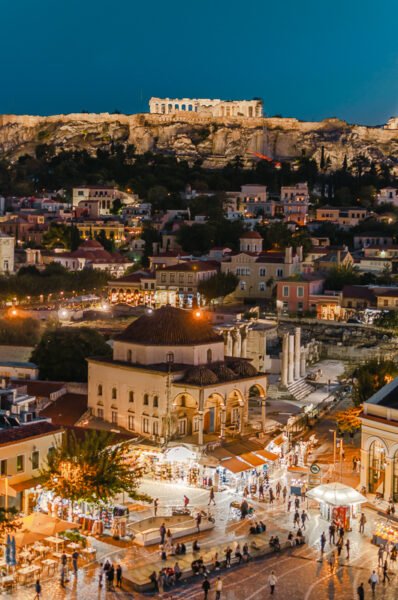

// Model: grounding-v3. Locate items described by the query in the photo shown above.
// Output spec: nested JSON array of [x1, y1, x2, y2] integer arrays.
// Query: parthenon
[[149, 97, 263, 118]]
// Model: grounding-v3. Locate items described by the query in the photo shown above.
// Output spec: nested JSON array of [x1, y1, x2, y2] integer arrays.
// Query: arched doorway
[[368, 439, 386, 495], [172, 393, 197, 437], [204, 393, 224, 434]]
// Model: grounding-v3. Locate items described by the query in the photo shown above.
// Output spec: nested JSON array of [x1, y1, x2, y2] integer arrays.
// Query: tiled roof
[[159, 261, 218, 272], [40, 394, 88, 426], [0, 421, 62, 446]]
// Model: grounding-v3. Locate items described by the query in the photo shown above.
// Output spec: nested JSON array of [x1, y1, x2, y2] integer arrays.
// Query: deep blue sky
[[2, 0, 397, 124]]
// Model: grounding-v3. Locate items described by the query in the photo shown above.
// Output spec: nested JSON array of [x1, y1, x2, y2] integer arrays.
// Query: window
[[240, 281, 246, 291], [368, 440, 386, 494], [0, 459, 7, 476], [297, 302, 304, 311], [193, 416, 200, 433], [128, 415, 135, 431], [283, 286, 289, 297], [207, 349, 212, 363], [97, 408, 104, 419], [277, 269, 283, 277], [170, 274, 175, 283], [232, 407, 240, 425], [259, 268, 266, 276], [384, 299, 388, 307], [160, 273, 166, 283], [297, 287, 304, 297], [188, 275, 193, 283], [16, 455, 24, 473], [143, 394, 149, 406], [178, 419, 187, 435], [153, 420, 159, 436], [143, 418, 150, 434], [153, 396, 159, 408], [31, 450, 39, 470], [129, 391, 134, 403], [112, 387, 117, 400], [97, 385, 103, 396], [259, 282, 266, 292], [179, 274, 184, 283], [111, 411, 118, 424], [127, 350, 132, 362]]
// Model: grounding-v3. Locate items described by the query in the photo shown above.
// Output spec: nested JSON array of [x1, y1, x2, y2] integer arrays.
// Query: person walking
[[287, 497, 292, 512], [225, 546, 232, 568], [329, 523, 336, 545], [107, 564, 115, 591], [208, 487, 216, 506], [215, 576, 223, 599], [359, 513, 367, 534], [268, 570, 278, 595], [294, 497, 300, 510], [196, 512, 202, 532], [202, 576, 211, 599], [378, 545, 384, 567], [336, 538, 343, 558], [320, 532, 326, 554], [259, 483, 264, 501], [282, 486, 287, 502], [34, 579, 42, 599], [116, 564, 122, 588], [269, 488, 274, 505], [160, 523, 166, 544], [369, 570, 378, 594], [382, 560, 390, 584], [293, 510, 300, 528], [357, 582, 365, 600], [301, 510, 308, 530], [184, 495, 190, 508], [154, 497, 159, 516], [345, 539, 350, 560], [72, 550, 79, 575], [276, 482, 281, 500]]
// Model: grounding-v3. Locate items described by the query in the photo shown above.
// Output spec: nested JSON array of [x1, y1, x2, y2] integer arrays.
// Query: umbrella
[[20, 513, 79, 536], [10, 536, 16, 566], [5, 534, 11, 566]]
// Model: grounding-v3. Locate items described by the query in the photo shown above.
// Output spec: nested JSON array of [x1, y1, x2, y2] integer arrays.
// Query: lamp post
[[329, 429, 336, 475], [165, 352, 174, 446]]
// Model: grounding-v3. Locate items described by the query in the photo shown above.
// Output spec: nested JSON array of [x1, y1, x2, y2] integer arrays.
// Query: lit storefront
[[307, 482, 366, 531]]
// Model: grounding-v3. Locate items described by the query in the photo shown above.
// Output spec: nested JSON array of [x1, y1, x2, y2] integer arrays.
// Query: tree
[[352, 358, 398, 406], [177, 223, 215, 254], [324, 265, 360, 291], [41, 430, 145, 505], [335, 406, 362, 434], [95, 229, 115, 252], [31, 327, 112, 382], [0, 507, 20, 537], [198, 272, 239, 305]]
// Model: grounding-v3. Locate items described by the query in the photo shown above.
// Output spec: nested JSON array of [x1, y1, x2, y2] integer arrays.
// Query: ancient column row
[[281, 327, 306, 387], [223, 327, 248, 358]]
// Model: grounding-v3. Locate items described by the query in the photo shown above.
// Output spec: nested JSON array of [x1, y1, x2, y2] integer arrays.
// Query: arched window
[[393, 450, 398, 502], [143, 394, 149, 406], [153, 395, 159, 408], [207, 349, 212, 364], [97, 384, 103, 396], [129, 391, 134, 403], [166, 352, 174, 364], [127, 349, 132, 362], [112, 387, 117, 400], [368, 440, 386, 495], [180, 395, 186, 408]]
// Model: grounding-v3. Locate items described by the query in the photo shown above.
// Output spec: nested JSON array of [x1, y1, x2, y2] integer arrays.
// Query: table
[[33, 544, 48, 554], [67, 542, 81, 550], [82, 547, 96, 558], [18, 565, 41, 583], [53, 551, 72, 561], [0, 575, 15, 589], [19, 550, 32, 561], [45, 536, 65, 547], [41, 558, 57, 572]]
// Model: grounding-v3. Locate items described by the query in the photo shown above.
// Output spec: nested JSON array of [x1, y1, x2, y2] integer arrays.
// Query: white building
[[377, 188, 398, 206], [149, 97, 263, 118], [72, 186, 137, 214], [0, 232, 15, 273], [226, 185, 273, 217], [87, 306, 267, 445]]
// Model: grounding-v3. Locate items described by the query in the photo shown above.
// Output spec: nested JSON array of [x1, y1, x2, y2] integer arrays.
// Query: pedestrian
[[339, 525, 344, 539], [196, 512, 202, 531], [301, 510, 308, 530], [72, 550, 79, 574], [369, 570, 378, 594], [359, 513, 366, 534], [154, 497, 159, 516], [287, 498, 292, 512], [345, 539, 350, 560], [98, 563, 104, 587], [378, 545, 384, 567], [208, 487, 216, 506], [336, 538, 343, 557], [329, 523, 336, 545], [259, 483, 264, 501], [34, 579, 41, 599], [107, 564, 115, 590], [293, 510, 300, 528], [160, 522, 166, 544], [202, 576, 211, 599], [268, 570, 277, 595], [225, 546, 232, 568], [295, 496, 300, 509], [353, 457, 357, 472], [357, 582, 365, 600], [116, 564, 122, 588], [184, 495, 189, 508], [320, 532, 326, 554], [269, 487, 274, 504], [282, 486, 287, 502], [276, 482, 281, 499], [328, 550, 336, 573], [149, 570, 158, 593], [215, 576, 223, 599], [60, 565, 67, 588], [383, 560, 390, 583]]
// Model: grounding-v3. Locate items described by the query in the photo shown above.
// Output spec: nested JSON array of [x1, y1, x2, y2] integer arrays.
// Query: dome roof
[[185, 366, 219, 386], [227, 359, 258, 377], [116, 306, 223, 346], [212, 363, 237, 381], [240, 231, 262, 239], [79, 239, 104, 250]]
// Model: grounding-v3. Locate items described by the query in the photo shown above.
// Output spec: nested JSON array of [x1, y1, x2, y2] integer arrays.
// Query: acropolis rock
[[0, 112, 398, 169]]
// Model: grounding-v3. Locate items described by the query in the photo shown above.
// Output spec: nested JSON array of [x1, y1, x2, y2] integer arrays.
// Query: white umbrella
[[306, 482, 366, 506]]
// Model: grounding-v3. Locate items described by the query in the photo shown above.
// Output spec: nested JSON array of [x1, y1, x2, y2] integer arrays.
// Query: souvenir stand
[[306, 482, 366, 531], [372, 519, 398, 549]]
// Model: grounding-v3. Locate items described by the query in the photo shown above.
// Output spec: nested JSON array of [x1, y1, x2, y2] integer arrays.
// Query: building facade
[[0, 232, 14, 273], [149, 97, 263, 118]]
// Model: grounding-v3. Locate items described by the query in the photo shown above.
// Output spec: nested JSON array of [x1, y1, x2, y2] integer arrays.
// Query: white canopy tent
[[306, 482, 366, 506]]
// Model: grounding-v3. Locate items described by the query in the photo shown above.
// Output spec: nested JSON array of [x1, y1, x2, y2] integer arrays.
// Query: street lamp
[[329, 429, 336, 474]]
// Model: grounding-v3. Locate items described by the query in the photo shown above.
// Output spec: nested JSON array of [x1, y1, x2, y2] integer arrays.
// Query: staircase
[[287, 378, 315, 402]]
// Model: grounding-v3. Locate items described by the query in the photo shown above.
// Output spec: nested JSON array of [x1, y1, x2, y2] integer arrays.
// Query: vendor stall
[[306, 482, 366, 531], [372, 519, 398, 549]]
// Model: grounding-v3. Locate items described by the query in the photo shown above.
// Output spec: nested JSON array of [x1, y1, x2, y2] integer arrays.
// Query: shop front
[[306, 482, 366, 531], [372, 519, 398, 549]]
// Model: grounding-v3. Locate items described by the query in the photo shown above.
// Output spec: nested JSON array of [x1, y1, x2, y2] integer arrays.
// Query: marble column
[[261, 398, 266, 432], [239, 405, 244, 434], [360, 448, 368, 492], [281, 333, 289, 387], [384, 457, 393, 500], [232, 329, 241, 357], [197, 411, 204, 446], [300, 351, 306, 378], [240, 327, 248, 358], [220, 407, 226, 439], [288, 335, 294, 384], [294, 328, 301, 380]]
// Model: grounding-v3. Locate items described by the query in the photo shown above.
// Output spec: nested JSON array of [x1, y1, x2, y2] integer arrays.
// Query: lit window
[[16, 455, 24, 473], [143, 418, 150, 433], [31, 451, 39, 470], [128, 415, 135, 431]]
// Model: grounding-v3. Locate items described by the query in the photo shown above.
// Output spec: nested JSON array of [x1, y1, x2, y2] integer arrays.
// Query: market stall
[[372, 519, 398, 549], [306, 482, 366, 531]]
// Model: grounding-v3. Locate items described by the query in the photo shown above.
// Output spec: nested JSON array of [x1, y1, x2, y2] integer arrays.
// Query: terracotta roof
[[0, 421, 62, 446], [116, 306, 223, 346], [40, 394, 88, 426], [159, 261, 218, 273], [239, 231, 262, 239], [13, 380, 65, 398]]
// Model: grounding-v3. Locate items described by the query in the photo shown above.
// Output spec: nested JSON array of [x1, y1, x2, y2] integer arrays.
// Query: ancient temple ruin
[[149, 97, 263, 118]]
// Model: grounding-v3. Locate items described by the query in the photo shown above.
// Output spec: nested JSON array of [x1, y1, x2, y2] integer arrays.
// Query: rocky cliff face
[[1, 112, 397, 169]]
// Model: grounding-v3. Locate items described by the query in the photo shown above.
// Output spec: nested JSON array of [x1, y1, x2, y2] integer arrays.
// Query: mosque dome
[[184, 366, 219, 386], [212, 363, 237, 381], [228, 359, 258, 377]]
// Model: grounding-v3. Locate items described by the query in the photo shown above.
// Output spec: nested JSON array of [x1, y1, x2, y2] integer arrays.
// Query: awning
[[253, 449, 279, 462], [288, 465, 309, 474], [271, 434, 285, 446], [221, 457, 252, 474], [239, 452, 266, 467], [11, 476, 46, 493]]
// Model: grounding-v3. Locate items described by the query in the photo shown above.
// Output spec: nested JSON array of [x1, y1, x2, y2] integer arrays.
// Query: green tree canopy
[[324, 265, 360, 291], [41, 430, 145, 505], [31, 327, 112, 382], [198, 272, 239, 304], [352, 358, 398, 406]]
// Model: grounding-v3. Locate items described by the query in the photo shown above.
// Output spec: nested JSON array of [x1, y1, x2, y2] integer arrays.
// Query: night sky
[[2, 0, 398, 124]]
